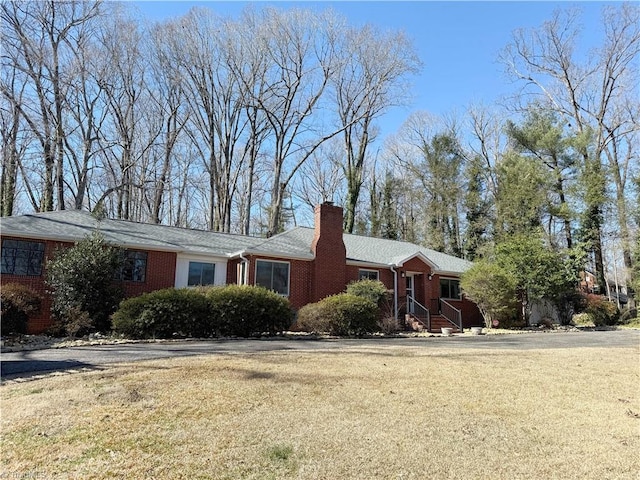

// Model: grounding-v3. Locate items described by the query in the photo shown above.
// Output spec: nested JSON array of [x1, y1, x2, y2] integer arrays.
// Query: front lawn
[[2, 344, 638, 479]]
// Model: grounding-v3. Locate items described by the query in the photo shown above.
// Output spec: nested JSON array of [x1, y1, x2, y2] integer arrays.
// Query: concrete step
[[405, 314, 460, 333], [429, 315, 461, 333]]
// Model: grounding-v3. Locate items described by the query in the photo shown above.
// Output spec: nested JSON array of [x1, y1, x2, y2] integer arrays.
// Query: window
[[358, 269, 379, 281], [188, 261, 215, 286], [116, 250, 147, 282], [1, 239, 45, 276], [440, 278, 461, 299], [255, 260, 289, 296]]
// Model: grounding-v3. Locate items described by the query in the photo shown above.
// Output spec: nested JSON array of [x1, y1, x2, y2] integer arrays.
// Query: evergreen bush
[[112, 288, 212, 339], [206, 285, 293, 337], [0, 283, 42, 334], [346, 279, 387, 307], [297, 293, 377, 336], [113, 285, 293, 339], [45, 232, 123, 336]]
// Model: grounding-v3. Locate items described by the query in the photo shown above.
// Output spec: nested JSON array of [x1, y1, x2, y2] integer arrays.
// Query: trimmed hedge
[[112, 285, 293, 339], [206, 285, 293, 337], [296, 293, 377, 336], [0, 283, 42, 335], [112, 288, 212, 339]]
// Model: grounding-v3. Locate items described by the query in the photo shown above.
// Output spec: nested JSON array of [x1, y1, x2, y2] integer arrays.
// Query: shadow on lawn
[[1, 359, 100, 383]]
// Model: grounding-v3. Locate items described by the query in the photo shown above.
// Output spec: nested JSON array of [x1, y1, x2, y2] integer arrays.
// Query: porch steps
[[406, 314, 429, 332], [429, 314, 461, 334], [405, 313, 461, 334]]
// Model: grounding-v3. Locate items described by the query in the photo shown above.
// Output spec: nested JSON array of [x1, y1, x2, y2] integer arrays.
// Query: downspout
[[390, 265, 398, 321], [239, 251, 249, 285]]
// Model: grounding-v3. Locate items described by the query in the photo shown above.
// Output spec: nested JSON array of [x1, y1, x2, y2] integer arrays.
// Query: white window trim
[[255, 259, 291, 296], [174, 254, 227, 288]]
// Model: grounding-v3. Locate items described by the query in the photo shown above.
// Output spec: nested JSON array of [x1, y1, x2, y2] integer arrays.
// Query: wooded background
[[1, 1, 638, 296]]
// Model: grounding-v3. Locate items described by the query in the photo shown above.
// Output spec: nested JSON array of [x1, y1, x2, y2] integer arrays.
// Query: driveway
[[1, 330, 638, 381]]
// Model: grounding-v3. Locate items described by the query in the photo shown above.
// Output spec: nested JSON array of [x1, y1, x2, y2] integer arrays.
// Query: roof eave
[[1, 229, 184, 253], [392, 251, 439, 269], [235, 248, 314, 261]]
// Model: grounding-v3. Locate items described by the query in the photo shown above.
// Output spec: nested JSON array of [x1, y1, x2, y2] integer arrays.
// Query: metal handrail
[[440, 299, 463, 332], [407, 295, 430, 332]]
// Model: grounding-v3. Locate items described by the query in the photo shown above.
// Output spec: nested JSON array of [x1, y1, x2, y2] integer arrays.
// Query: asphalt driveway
[[1, 330, 638, 381]]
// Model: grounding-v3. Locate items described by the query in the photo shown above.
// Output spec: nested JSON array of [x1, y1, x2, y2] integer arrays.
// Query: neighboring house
[[1, 202, 482, 334], [605, 276, 628, 307], [579, 270, 600, 295], [579, 270, 628, 306]]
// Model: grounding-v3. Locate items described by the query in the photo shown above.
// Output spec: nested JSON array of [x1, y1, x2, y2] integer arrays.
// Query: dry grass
[[2, 344, 639, 479]]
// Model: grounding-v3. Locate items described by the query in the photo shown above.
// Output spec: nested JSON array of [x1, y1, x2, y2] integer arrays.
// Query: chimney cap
[[322, 200, 334, 206]]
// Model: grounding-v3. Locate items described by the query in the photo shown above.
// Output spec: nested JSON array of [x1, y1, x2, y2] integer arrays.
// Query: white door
[[406, 275, 415, 313]]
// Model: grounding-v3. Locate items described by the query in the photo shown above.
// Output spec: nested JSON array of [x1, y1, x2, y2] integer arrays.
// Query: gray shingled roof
[[251, 227, 472, 274], [0, 210, 256, 257], [1, 211, 472, 273], [247, 227, 315, 260]]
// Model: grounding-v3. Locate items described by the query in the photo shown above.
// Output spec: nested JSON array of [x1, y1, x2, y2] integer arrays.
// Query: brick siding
[[1, 235, 176, 333], [310, 203, 346, 302]]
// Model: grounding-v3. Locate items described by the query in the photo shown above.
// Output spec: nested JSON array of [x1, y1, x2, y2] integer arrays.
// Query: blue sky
[[133, 1, 607, 137]]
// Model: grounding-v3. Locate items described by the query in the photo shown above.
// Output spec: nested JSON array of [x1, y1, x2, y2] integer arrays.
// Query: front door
[[406, 275, 415, 314]]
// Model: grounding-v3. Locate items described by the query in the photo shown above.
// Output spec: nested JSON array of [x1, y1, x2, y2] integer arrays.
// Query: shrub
[[346, 279, 387, 307], [377, 315, 401, 335], [112, 288, 212, 339], [460, 260, 518, 328], [618, 308, 637, 325], [206, 285, 293, 337], [582, 294, 619, 326], [46, 232, 123, 336], [294, 302, 327, 334], [0, 283, 42, 335], [572, 312, 595, 327], [297, 293, 377, 336]]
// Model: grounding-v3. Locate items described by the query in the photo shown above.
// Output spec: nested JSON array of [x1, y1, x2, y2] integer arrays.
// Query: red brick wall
[[1, 237, 71, 333], [1, 235, 177, 334], [345, 265, 394, 291], [310, 203, 346, 302], [123, 250, 176, 297], [227, 258, 241, 284], [430, 273, 482, 328], [459, 297, 482, 327], [244, 255, 312, 311]]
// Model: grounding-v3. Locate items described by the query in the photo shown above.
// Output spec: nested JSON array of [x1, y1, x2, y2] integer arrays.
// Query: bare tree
[[0, 68, 29, 215], [238, 7, 349, 236], [96, 7, 157, 220], [145, 21, 191, 224], [1, 0, 102, 212], [161, 9, 252, 232], [465, 104, 503, 201], [62, 17, 111, 211], [331, 24, 421, 233], [297, 138, 346, 210]]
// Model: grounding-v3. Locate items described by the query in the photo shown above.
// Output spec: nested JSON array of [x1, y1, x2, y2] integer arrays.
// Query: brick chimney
[[311, 202, 346, 302]]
